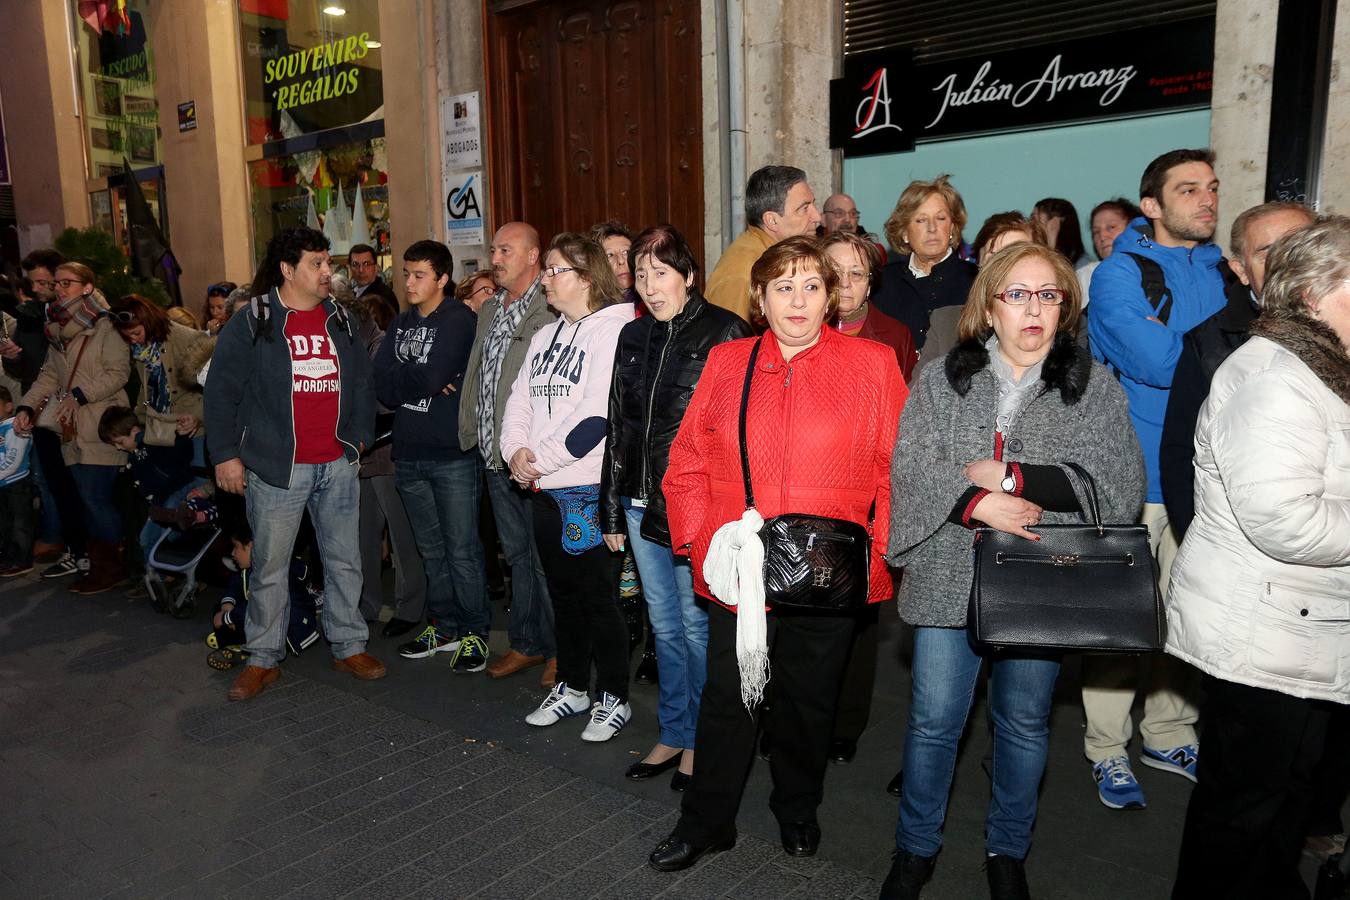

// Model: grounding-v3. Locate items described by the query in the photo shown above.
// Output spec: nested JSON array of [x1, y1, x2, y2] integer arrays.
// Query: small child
[[0, 386, 35, 576], [98, 406, 199, 564], [207, 519, 323, 670]]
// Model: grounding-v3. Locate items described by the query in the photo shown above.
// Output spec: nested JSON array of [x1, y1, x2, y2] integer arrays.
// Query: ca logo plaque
[[448, 176, 481, 220], [854, 67, 904, 140]]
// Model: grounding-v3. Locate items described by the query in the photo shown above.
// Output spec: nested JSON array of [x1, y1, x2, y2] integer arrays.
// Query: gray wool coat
[[888, 333, 1146, 627]]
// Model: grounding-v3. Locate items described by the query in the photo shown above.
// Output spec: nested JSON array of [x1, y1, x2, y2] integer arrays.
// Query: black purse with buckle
[[966, 461, 1164, 653], [736, 340, 870, 611]]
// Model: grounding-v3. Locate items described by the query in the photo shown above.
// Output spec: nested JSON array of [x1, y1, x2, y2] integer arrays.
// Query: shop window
[[71, 0, 161, 178], [247, 137, 389, 268], [238, 0, 384, 145]]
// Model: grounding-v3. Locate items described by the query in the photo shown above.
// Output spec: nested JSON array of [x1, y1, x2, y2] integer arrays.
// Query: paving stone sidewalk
[[0, 580, 880, 900]]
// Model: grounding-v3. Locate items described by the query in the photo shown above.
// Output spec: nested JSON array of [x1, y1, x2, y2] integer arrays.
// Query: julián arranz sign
[[831, 17, 1215, 158]]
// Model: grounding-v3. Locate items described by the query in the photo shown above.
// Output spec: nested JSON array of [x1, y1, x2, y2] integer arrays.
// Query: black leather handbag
[[737, 340, 870, 610], [966, 462, 1164, 653]]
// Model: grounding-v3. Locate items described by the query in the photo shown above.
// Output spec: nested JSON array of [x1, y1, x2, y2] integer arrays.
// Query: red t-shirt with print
[[284, 305, 343, 464]]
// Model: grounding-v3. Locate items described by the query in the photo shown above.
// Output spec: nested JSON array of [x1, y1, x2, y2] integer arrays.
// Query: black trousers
[[530, 490, 627, 700], [32, 428, 85, 557], [0, 479, 35, 566], [1172, 675, 1338, 900], [832, 604, 879, 742], [676, 602, 857, 845], [1307, 703, 1350, 838]]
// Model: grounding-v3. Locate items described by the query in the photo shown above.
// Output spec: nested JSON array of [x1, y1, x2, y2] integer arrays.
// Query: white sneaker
[[525, 682, 590, 726], [580, 692, 632, 742]]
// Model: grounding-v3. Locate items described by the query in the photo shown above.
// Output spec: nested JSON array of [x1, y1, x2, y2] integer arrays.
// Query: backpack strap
[[248, 293, 274, 344], [1122, 252, 1173, 326], [330, 300, 355, 343]]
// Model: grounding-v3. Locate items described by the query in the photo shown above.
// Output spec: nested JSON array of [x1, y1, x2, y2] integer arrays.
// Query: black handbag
[[966, 462, 1164, 653], [736, 340, 870, 610]]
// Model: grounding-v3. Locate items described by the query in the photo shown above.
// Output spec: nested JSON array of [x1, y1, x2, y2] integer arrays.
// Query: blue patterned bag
[[544, 484, 603, 555]]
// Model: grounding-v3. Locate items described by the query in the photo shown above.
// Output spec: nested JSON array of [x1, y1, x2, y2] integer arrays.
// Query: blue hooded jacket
[[1087, 218, 1226, 503]]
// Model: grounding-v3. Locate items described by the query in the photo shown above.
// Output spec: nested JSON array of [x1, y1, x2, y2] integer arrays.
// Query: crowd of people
[[2, 146, 1347, 900]]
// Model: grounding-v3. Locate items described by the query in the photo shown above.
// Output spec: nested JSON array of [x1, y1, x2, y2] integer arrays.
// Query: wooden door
[[486, 0, 704, 271]]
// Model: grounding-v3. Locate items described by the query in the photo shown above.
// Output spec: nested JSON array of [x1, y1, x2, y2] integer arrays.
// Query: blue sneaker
[[1140, 743, 1199, 783], [1092, 756, 1146, 809]]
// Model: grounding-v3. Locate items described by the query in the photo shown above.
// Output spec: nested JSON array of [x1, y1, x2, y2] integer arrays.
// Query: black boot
[[879, 850, 936, 900], [986, 854, 1030, 900]]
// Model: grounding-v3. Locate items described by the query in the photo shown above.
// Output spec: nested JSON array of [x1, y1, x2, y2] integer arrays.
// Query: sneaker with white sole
[[397, 625, 460, 659], [581, 692, 632, 742], [525, 683, 591, 726], [41, 552, 88, 579], [450, 634, 488, 673], [1140, 743, 1198, 783], [1091, 755, 1146, 810]]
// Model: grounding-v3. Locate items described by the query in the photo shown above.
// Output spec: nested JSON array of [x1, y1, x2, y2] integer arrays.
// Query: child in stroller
[[207, 519, 323, 670]]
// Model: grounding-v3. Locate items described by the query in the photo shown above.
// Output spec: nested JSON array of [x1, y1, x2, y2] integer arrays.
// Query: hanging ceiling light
[[322, 6, 347, 16]]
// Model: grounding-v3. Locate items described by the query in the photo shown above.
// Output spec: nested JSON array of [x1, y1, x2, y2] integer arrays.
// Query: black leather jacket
[[600, 292, 751, 545]]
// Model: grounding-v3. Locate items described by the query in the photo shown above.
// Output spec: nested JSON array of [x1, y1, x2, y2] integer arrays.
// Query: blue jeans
[[485, 467, 555, 658], [31, 448, 61, 544], [244, 459, 367, 668], [624, 501, 705, 748], [395, 456, 490, 639], [69, 464, 120, 543], [139, 482, 196, 562], [896, 626, 1061, 859]]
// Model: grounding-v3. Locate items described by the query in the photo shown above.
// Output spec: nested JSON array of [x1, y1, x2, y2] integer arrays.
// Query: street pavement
[[0, 568, 1336, 899]]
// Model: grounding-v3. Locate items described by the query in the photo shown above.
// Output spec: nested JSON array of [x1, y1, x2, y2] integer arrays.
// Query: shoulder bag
[[34, 335, 90, 444], [737, 340, 870, 610], [967, 461, 1164, 653]]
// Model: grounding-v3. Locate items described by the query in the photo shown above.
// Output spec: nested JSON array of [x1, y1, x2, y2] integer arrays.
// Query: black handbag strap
[[1061, 461, 1103, 534], [736, 340, 763, 510]]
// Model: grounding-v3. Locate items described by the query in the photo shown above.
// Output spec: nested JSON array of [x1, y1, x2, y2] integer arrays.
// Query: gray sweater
[[888, 335, 1146, 627]]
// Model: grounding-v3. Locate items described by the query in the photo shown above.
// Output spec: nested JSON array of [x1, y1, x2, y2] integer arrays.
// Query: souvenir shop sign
[[831, 17, 1215, 157]]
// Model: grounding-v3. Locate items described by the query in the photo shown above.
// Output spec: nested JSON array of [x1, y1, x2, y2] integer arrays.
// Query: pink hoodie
[[499, 302, 634, 489]]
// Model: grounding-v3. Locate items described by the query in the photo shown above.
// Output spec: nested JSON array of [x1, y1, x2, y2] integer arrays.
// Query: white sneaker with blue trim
[[525, 682, 590, 726], [580, 692, 632, 742]]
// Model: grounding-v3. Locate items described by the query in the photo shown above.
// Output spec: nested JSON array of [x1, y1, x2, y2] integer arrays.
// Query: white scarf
[[703, 508, 770, 711]]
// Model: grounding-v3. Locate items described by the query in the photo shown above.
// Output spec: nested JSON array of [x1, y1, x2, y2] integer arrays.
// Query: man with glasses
[[819, 193, 888, 265], [348, 243, 398, 318], [458, 222, 560, 686]]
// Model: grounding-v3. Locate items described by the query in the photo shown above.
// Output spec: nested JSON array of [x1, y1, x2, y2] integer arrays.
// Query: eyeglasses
[[834, 266, 869, 284], [54, 278, 87, 289], [349, 261, 376, 270], [543, 266, 575, 278], [995, 288, 1066, 306], [825, 208, 861, 220], [108, 310, 140, 325], [30, 279, 56, 289], [471, 284, 495, 297]]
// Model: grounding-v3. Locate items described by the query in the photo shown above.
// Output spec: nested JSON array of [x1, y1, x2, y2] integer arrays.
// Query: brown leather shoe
[[540, 657, 558, 689], [333, 652, 387, 680], [228, 665, 280, 701], [487, 649, 546, 679]]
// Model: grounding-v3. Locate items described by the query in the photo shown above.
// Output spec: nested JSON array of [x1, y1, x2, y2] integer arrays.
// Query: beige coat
[[132, 322, 211, 428], [22, 318, 130, 466]]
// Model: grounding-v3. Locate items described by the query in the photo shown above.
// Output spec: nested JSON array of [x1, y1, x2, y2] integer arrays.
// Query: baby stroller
[[144, 499, 223, 619]]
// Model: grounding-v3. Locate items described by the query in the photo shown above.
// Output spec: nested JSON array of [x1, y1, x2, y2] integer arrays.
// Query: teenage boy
[[374, 240, 491, 672], [0, 386, 35, 576], [205, 226, 381, 702]]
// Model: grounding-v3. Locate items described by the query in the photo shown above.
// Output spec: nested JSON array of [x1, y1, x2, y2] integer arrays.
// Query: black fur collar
[[1249, 309, 1350, 405], [944, 331, 1093, 404]]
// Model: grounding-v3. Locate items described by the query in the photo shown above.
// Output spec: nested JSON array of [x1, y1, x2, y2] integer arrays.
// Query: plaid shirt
[[477, 274, 542, 468]]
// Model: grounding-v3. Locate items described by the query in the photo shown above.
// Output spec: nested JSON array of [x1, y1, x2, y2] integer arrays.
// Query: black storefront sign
[[831, 17, 1215, 158]]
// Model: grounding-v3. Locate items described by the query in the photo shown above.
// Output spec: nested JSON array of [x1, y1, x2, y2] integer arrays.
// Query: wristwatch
[[1000, 464, 1016, 494]]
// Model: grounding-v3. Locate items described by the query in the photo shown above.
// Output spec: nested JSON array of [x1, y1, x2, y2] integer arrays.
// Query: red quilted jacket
[[663, 326, 908, 608]]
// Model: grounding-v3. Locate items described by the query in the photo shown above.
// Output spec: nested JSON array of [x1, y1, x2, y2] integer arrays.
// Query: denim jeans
[[69, 464, 120, 543], [30, 444, 61, 545], [244, 459, 368, 668], [395, 456, 490, 639], [624, 501, 705, 748], [896, 626, 1061, 859], [485, 468, 555, 658], [138, 482, 196, 562]]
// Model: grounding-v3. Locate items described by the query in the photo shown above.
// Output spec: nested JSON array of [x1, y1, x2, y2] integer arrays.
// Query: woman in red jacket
[[647, 236, 907, 872], [821, 230, 917, 383]]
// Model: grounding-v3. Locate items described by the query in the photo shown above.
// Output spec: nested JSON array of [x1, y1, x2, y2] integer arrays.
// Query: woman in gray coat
[[879, 242, 1145, 900]]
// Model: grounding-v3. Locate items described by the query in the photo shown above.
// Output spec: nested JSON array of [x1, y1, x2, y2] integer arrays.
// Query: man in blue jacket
[[205, 227, 382, 702], [1084, 148, 1224, 810], [374, 240, 491, 674]]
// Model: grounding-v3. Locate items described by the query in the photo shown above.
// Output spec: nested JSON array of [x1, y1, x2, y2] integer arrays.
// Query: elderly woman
[[881, 242, 1144, 900], [647, 236, 906, 872], [872, 175, 980, 374], [455, 271, 496, 315], [590, 221, 634, 295], [600, 224, 751, 790], [501, 233, 635, 741], [14, 262, 131, 594], [1167, 217, 1350, 898], [821, 230, 916, 383]]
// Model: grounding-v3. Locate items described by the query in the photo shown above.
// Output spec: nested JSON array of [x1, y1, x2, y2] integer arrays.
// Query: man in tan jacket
[[704, 165, 822, 321]]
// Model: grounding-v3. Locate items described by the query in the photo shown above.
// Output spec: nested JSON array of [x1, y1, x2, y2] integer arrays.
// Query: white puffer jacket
[[1165, 326, 1350, 704]]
